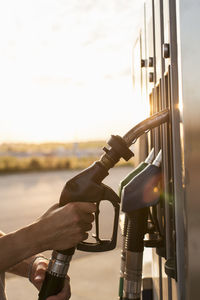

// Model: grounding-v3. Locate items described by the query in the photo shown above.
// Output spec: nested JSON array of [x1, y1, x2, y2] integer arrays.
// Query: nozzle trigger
[[77, 184, 120, 252]]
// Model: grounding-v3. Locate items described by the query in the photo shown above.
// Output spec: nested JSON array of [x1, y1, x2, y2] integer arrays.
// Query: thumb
[[32, 259, 48, 290]]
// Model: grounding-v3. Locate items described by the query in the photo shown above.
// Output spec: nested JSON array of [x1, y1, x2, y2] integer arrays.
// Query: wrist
[[0, 222, 50, 273], [28, 220, 49, 253], [11, 221, 48, 261]]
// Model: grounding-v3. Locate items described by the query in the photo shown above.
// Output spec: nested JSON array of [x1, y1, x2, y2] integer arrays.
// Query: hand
[[0, 203, 96, 272], [30, 257, 71, 300], [37, 202, 96, 251]]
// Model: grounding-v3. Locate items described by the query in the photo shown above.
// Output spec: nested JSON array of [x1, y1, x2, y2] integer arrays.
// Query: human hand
[[37, 202, 96, 251], [29, 256, 71, 300]]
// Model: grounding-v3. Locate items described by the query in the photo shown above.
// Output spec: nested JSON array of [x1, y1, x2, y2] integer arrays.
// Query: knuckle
[[90, 213, 95, 222], [86, 223, 92, 231], [67, 206, 81, 224], [82, 232, 89, 241], [67, 202, 78, 212], [72, 213, 81, 224], [36, 265, 46, 272], [90, 203, 97, 212]]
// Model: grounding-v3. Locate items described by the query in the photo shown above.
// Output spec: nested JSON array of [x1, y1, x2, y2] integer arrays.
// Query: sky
[[0, 0, 145, 143]]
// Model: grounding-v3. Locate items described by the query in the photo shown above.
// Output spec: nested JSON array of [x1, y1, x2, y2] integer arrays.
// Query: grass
[[0, 141, 106, 153], [0, 141, 134, 174]]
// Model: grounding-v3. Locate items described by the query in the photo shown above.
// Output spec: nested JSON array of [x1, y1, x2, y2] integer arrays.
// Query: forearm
[[7, 256, 35, 277], [0, 230, 34, 276], [0, 222, 46, 273], [0, 202, 96, 273]]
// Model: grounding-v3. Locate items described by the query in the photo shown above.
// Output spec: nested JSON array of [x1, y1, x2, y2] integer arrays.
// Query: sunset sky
[[0, 0, 145, 143]]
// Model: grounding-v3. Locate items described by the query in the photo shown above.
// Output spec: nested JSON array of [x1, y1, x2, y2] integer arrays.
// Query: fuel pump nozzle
[[118, 148, 154, 300], [38, 110, 168, 300], [121, 150, 162, 300]]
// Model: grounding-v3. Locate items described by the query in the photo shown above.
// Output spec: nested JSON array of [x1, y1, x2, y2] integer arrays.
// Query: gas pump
[[130, 0, 200, 299]]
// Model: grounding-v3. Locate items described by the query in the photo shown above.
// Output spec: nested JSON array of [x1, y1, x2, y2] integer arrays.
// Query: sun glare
[[0, 1, 144, 143]]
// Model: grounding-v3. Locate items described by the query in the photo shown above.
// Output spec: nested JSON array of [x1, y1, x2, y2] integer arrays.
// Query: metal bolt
[[141, 59, 147, 68], [163, 43, 170, 58], [149, 72, 154, 83], [149, 57, 154, 67]]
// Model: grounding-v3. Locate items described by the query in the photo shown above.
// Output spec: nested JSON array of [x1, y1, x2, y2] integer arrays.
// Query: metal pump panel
[[131, 0, 200, 299]]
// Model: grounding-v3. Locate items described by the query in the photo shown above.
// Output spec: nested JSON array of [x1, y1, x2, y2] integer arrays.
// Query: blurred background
[[0, 0, 144, 145], [0, 1, 150, 299]]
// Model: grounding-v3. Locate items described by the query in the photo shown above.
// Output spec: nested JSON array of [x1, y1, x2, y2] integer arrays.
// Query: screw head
[[149, 72, 154, 83], [149, 57, 154, 67], [163, 43, 170, 58], [141, 59, 147, 68]]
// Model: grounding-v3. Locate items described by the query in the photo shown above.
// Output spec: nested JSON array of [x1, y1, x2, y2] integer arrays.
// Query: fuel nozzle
[[39, 110, 168, 300], [122, 150, 162, 212], [100, 109, 168, 171], [119, 148, 155, 199], [118, 149, 154, 300], [121, 150, 162, 300]]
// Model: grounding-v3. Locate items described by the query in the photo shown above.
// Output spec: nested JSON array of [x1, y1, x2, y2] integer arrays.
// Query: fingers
[[33, 260, 71, 300], [70, 202, 96, 214], [31, 259, 49, 290], [65, 202, 96, 225], [81, 222, 93, 232], [38, 201, 97, 251], [34, 261, 47, 282], [82, 232, 89, 241]]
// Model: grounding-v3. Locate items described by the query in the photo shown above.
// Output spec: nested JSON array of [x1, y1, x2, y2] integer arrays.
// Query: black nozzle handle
[[77, 183, 120, 252], [38, 251, 72, 300], [38, 272, 65, 300], [38, 162, 119, 299]]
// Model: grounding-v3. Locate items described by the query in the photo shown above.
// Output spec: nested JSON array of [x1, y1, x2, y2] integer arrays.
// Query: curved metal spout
[[100, 109, 169, 170], [123, 109, 169, 147]]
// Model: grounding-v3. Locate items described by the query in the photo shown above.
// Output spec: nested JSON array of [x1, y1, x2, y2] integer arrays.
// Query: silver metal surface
[[123, 251, 143, 299], [149, 57, 154, 67], [131, 0, 200, 299], [123, 280, 141, 299], [152, 149, 162, 167], [163, 43, 170, 59], [47, 251, 72, 277], [149, 72, 154, 82], [141, 59, 148, 68], [120, 247, 126, 276], [176, 1, 200, 299], [145, 147, 155, 163]]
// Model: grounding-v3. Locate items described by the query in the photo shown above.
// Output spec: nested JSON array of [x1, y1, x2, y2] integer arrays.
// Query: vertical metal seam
[[168, 0, 186, 299]]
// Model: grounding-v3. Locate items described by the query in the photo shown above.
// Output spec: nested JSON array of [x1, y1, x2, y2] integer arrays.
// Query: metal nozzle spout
[[152, 150, 162, 167], [145, 148, 155, 164]]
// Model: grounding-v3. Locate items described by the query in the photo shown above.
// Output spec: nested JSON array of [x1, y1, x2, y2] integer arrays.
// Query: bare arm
[[0, 230, 34, 277], [0, 229, 72, 300], [0, 202, 96, 273], [0, 223, 49, 272]]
